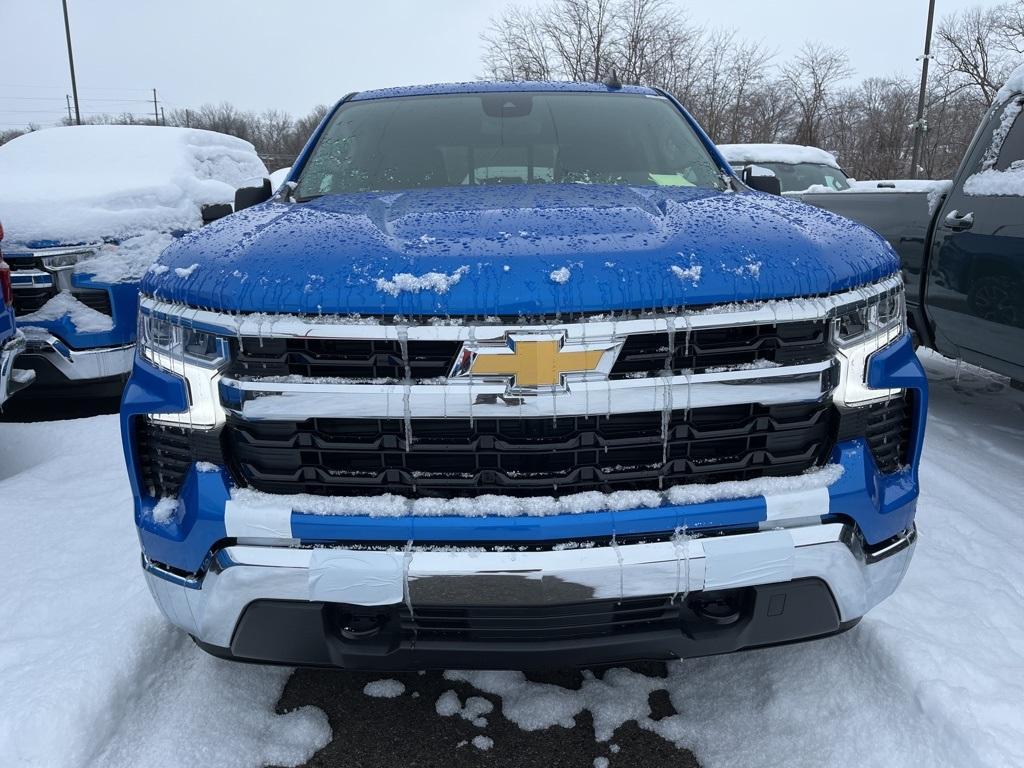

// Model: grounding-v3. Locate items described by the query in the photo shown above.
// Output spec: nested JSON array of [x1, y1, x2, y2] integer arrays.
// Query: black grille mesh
[[399, 596, 680, 642], [227, 320, 830, 382], [134, 419, 224, 498], [837, 394, 913, 473], [225, 401, 836, 498]]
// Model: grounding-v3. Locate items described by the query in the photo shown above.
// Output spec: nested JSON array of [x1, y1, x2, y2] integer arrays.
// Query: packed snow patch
[[717, 143, 840, 169], [670, 263, 702, 286], [174, 263, 200, 279], [471, 736, 494, 751], [549, 266, 572, 284], [363, 679, 406, 698], [76, 232, 177, 284], [435, 690, 494, 725], [0, 416, 329, 768], [151, 497, 179, 524], [20, 291, 114, 333], [375, 266, 469, 297], [994, 61, 1024, 104], [804, 179, 952, 215], [230, 464, 844, 519]]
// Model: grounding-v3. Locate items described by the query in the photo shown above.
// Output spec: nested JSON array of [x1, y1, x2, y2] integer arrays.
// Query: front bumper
[[18, 327, 133, 383], [1, 332, 35, 405], [144, 522, 915, 669]]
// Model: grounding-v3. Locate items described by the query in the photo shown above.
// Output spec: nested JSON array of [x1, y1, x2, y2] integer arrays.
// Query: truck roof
[[350, 81, 660, 102]]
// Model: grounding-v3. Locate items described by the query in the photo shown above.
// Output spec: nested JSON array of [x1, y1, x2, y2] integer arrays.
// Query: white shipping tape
[[702, 529, 795, 590], [223, 500, 293, 539], [764, 486, 830, 522], [308, 550, 405, 606]]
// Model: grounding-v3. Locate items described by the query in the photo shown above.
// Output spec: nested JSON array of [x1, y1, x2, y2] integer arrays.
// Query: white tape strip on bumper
[[223, 500, 293, 540]]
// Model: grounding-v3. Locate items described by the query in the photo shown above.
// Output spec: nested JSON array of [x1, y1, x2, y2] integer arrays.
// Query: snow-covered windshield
[[757, 162, 851, 193], [295, 92, 726, 199]]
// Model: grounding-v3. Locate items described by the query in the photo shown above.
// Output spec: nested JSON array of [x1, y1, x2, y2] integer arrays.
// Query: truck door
[[927, 96, 1024, 376]]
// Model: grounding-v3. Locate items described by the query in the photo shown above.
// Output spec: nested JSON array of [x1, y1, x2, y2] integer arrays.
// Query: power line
[[0, 95, 154, 103]]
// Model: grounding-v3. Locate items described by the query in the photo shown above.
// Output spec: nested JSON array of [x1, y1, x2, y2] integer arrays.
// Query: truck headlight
[[832, 287, 907, 406], [140, 314, 225, 367], [139, 310, 228, 427]]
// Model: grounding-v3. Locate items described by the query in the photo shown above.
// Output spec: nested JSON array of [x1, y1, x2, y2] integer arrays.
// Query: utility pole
[[61, 0, 81, 125], [910, 0, 936, 179], [153, 89, 159, 125], [65, 95, 73, 123], [160, 106, 165, 126]]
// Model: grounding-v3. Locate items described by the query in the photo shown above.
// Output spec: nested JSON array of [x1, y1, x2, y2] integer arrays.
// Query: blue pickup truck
[[0, 125, 266, 400], [1, 222, 33, 406], [124, 82, 925, 670]]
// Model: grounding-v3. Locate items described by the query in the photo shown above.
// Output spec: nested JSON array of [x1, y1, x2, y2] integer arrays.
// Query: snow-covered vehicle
[[1, 221, 34, 405], [124, 82, 926, 670], [0, 125, 267, 398], [718, 143, 852, 194], [799, 64, 1024, 382]]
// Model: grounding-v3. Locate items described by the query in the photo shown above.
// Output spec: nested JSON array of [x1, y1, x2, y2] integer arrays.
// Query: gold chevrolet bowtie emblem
[[457, 334, 614, 391]]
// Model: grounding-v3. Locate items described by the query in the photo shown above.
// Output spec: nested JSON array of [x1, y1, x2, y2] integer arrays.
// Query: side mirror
[[234, 178, 272, 211], [740, 165, 782, 195], [201, 203, 233, 225]]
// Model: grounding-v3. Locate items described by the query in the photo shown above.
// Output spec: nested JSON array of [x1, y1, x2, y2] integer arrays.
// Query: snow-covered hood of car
[[144, 183, 899, 316]]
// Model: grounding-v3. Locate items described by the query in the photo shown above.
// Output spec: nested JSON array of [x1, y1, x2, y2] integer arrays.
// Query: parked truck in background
[[1, 220, 34, 406], [798, 64, 1024, 383], [124, 82, 925, 670], [0, 125, 266, 400]]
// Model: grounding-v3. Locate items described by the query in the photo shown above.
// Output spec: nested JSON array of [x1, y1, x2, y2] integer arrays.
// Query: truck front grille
[[227, 319, 829, 381], [837, 393, 913, 473], [224, 401, 836, 498]]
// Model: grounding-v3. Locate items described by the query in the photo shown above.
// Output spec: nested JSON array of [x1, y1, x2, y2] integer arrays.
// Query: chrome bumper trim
[[1, 332, 34, 404], [19, 328, 133, 381], [143, 523, 916, 649], [139, 274, 903, 341], [228, 360, 833, 420]]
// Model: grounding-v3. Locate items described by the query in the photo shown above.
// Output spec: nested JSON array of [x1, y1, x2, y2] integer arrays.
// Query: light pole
[[910, 0, 936, 179], [61, 0, 81, 125]]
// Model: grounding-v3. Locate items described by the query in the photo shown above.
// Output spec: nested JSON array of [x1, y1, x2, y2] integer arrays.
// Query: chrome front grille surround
[[136, 276, 906, 497]]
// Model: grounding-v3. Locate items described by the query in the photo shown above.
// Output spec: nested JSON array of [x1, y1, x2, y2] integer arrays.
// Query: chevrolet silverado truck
[[1, 221, 34, 405], [0, 125, 266, 400], [799, 64, 1024, 382], [124, 82, 925, 670]]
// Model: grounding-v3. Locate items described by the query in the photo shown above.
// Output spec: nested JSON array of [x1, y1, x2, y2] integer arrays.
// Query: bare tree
[[782, 42, 852, 147], [481, 5, 552, 80]]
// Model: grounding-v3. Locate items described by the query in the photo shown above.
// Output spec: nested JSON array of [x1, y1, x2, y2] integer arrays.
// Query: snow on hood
[[995, 61, 1024, 104], [143, 183, 898, 315], [0, 125, 267, 245], [718, 143, 841, 170]]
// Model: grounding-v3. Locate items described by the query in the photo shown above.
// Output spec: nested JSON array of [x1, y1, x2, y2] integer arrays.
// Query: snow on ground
[[0, 417, 328, 768], [437, 350, 1024, 767], [1, 350, 1022, 767]]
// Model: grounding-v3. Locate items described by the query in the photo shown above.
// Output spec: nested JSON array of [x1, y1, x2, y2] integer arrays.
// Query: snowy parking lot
[[1, 349, 1022, 768]]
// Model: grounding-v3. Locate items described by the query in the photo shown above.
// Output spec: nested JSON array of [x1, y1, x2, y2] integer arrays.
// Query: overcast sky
[[0, 0, 1010, 128]]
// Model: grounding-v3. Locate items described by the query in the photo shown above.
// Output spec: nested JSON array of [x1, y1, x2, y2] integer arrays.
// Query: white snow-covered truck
[[0, 125, 266, 399], [717, 143, 852, 194]]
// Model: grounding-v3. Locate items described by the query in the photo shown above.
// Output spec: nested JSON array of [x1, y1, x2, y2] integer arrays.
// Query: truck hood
[[143, 184, 898, 315]]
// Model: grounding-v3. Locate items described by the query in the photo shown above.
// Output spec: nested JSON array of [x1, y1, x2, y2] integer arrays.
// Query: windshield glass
[[758, 162, 850, 192], [295, 92, 725, 199]]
